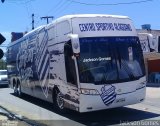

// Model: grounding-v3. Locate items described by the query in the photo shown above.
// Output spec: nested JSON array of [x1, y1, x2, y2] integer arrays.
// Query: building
[[137, 26, 160, 84]]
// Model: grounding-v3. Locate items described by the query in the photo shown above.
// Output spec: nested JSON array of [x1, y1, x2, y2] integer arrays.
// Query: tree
[[0, 59, 6, 69]]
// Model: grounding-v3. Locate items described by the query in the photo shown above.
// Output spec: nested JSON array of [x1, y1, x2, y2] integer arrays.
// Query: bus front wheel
[[54, 89, 65, 111]]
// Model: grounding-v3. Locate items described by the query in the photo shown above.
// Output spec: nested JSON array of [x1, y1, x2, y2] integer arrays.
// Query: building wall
[[137, 29, 160, 84]]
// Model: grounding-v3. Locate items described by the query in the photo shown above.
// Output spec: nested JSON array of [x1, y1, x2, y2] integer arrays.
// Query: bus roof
[[54, 14, 130, 23], [23, 25, 45, 37], [8, 14, 131, 47]]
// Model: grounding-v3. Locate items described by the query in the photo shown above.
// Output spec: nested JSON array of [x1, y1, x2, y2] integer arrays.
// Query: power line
[[68, 0, 155, 6], [47, 0, 69, 17], [0, 45, 8, 47], [53, 0, 72, 17], [3, 0, 36, 4], [46, 0, 65, 15]]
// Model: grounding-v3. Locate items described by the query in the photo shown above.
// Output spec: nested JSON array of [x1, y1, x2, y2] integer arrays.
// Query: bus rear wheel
[[17, 83, 22, 97], [13, 84, 17, 94]]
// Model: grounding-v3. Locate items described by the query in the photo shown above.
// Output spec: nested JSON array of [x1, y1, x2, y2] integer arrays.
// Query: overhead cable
[[68, 0, 154, 6]]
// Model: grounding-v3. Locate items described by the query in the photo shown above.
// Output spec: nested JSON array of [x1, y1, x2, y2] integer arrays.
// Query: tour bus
[[138, 33, 158, 53], [7, 14, 146, 112]]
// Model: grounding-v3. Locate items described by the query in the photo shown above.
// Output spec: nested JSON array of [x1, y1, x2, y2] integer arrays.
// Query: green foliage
[[0, 59, 7, 70], [0, 49, 4, 59]]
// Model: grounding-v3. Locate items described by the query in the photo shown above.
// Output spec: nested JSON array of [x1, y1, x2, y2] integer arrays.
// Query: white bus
[[138, 33, 158, 53], [7, 14, 146, 112]]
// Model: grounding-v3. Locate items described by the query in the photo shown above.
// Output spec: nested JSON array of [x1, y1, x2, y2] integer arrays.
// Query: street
[[0, 86, 160, 126]]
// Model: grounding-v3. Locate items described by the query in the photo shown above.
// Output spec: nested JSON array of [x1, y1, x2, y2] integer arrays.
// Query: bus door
[[63, 41, 79, 111]]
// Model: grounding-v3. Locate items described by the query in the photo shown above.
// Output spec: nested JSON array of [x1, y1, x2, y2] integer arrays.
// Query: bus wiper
[[94, 79, 107, 85], [94, 81, 101, 85], [129, 74, 140, 80], [129, 74, 136, 80], [94, 76, 109, 85], [117, 49, 122, 68], [121, 61, 137, 80]]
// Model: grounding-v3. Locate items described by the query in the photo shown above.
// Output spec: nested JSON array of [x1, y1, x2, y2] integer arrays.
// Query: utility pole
[[32, 14, 34, 30], [41, 16, 54, 24]]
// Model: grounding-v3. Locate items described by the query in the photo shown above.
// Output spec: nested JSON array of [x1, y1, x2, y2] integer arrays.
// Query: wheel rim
[[13, 85, 17, 93], [17, 84, 21, 96], [56, 92, 64, 109]]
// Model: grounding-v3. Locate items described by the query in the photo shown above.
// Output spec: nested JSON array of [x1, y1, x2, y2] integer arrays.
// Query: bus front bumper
[[79, 87, 146, 113]]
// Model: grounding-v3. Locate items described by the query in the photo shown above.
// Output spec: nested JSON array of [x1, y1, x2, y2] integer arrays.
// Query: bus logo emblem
[[100, 85, 116, 106]]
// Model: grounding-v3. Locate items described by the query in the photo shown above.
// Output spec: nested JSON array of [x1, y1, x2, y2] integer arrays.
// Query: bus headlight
[[80, 88, 99, 95], [136, 81, 146, 90]]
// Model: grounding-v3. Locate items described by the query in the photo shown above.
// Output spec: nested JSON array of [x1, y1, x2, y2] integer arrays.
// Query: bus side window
[[64, 41, 77, 86]]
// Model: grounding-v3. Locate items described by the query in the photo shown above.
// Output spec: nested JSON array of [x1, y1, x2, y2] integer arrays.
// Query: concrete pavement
[[0, 115, 7, 120], [0, 86, 160, 126]]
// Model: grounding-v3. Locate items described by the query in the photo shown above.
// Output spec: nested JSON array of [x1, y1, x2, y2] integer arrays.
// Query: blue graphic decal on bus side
[[35, 28, 50, 98], [100, 85, 116, 106], [16, 36, 34, 87]]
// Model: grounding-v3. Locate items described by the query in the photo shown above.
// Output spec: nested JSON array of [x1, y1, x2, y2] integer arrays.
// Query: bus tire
[[17, 83, 22, 97], [13, 85, 17, 94], [13, 80, 17, 94], [54, 89, 65, 112]]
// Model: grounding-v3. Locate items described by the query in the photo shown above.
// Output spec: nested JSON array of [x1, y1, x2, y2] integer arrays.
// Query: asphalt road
[[0, 86, 160, 126]]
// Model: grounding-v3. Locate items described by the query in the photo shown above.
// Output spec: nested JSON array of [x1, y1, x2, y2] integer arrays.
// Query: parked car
[[0, 70, 8, 87]]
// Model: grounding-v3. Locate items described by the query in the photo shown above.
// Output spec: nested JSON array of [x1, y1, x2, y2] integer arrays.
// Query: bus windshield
[[77, 37, 145, 84]]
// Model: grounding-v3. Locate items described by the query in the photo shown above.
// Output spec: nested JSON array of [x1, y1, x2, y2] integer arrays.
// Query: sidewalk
[[0, 106, 47, 126], [0, 107, 8, 120], [0, 115, 8, 120], [0, 108, 10, 126]]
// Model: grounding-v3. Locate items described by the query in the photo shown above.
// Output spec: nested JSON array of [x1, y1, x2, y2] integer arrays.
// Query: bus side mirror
[[67, 34, 80, 55]]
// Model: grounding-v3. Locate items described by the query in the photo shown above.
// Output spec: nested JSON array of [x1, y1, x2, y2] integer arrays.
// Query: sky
[[0, 0, 160, 52]]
